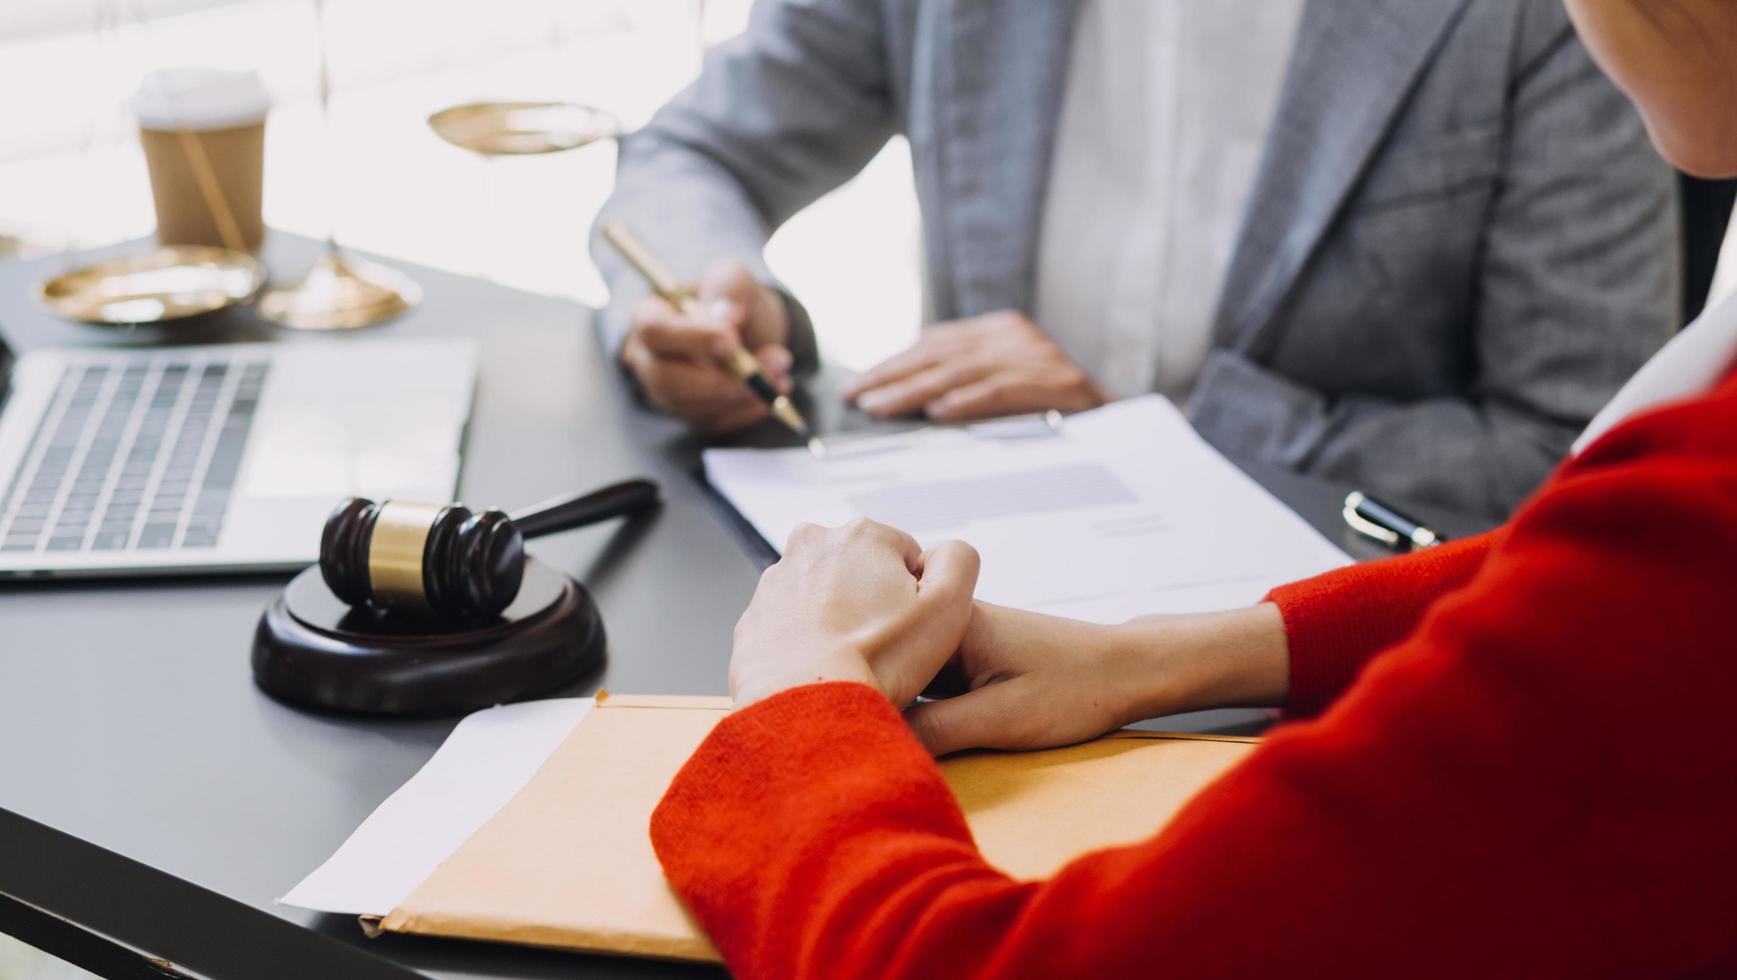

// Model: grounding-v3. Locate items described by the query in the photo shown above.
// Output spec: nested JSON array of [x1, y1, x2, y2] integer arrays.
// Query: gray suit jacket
[[592, 0, 1679, 518]]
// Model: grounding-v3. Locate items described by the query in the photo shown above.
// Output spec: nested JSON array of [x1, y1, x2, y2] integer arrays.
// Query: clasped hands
[[731, 519, 1292, 756], [623, 260, 1107, 432], [629, 263, 1283, 751]]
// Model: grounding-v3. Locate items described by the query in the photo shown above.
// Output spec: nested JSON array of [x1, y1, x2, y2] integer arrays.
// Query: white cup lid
[[131, 67, 271, 131]]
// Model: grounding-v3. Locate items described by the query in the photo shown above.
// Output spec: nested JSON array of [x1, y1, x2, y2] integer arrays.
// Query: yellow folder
[[375, 693, 1259, 963]]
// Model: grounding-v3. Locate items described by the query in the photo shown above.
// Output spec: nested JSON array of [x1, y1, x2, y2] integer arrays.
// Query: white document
[[280, 698, 592, 917], [705, 396, 1350, 623]]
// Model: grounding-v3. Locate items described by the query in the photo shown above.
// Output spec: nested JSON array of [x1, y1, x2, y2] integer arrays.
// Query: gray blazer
[[592, 0, 1679, 518]]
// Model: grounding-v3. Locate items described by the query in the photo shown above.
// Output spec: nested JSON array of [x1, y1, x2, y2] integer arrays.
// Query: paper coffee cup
[[132, 68, 271, 252]]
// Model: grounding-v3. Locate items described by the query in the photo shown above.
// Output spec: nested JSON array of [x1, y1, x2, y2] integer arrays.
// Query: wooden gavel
[[319, 479, 660, 620]]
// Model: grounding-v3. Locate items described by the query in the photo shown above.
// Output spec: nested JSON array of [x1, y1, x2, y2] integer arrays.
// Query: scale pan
[[36, 245, 265, 326], [428, 101, 621, 156]]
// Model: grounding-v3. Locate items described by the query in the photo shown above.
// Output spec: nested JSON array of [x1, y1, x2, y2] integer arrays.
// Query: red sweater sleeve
[[652, 379, 1737, 979], [1267, 531, 1498, 715]]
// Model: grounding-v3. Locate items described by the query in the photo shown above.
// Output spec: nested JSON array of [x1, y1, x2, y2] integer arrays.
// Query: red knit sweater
[[652, 373, 1737, 978]]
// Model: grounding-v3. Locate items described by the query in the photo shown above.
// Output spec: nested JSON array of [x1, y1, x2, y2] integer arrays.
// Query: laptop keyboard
[[0, 353, 269, 555]]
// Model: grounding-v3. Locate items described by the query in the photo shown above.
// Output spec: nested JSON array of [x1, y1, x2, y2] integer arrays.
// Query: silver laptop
[[0, 334, 476, 578]]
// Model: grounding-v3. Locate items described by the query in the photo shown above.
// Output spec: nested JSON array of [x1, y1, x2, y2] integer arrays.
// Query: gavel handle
[[509, 479, 661, 539]]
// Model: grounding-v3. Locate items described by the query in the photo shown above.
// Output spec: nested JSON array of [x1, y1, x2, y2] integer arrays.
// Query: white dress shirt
[[1575, 292, 1737, 454], [1032, 0, 1306, 401]]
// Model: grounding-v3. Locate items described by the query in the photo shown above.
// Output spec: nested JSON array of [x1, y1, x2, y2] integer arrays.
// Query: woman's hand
[[907, 602, 1291, 757], [729, 519, 981, 710], [843, 311, 1109, 422], [907, 604, 1139, 755]]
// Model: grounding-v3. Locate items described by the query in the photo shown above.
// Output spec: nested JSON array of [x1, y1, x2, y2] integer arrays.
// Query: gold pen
[[601, 219, 812, 439]]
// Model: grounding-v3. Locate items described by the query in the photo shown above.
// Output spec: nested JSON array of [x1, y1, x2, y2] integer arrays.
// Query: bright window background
[[0, 0, 922, 370], [0, 1, 1732, 368]]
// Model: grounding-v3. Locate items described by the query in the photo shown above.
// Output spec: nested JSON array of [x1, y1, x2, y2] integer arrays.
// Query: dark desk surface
[[0, 236, 1492, 980]]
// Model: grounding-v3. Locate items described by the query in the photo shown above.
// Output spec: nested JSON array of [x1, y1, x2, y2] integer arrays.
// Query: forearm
[[1107, 532, 1500, 723], [1108, 604, 1289, 721], [956, 534, 1496, 741]]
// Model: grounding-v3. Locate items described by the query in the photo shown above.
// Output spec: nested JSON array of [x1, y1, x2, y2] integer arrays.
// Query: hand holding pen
[[605, 221, 812, 438]]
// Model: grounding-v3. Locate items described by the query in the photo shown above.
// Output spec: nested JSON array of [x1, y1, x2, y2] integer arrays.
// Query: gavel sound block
[[252, 480, 659, 716]]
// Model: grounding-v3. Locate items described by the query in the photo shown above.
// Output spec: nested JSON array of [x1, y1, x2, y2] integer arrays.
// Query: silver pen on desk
[[1342, 491, 1446, 551]]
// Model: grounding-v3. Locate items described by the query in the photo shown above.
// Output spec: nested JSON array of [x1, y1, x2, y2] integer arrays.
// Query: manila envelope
[[378, 693, 1259, 963]]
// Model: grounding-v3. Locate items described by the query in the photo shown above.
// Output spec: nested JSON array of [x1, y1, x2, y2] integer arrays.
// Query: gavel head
[[319, 497, 526, 620]]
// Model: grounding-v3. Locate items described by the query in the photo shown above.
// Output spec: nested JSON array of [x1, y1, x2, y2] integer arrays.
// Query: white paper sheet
[[705, 396, 1350, 623], [280, 698, 591, 917]]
